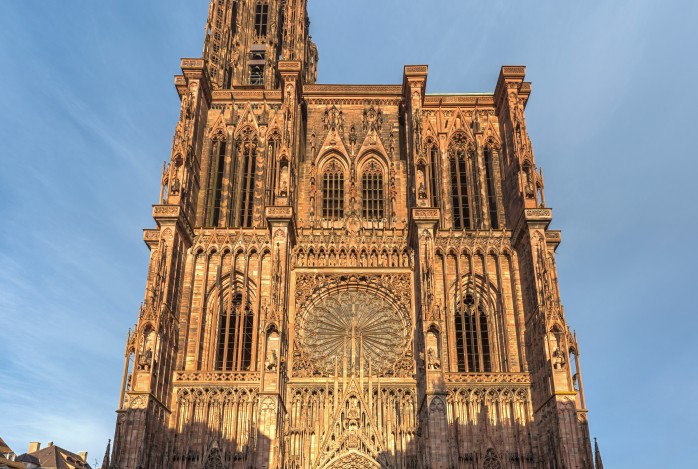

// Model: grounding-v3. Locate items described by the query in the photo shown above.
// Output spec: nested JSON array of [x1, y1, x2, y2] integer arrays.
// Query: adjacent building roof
[[16, 444, 92, 469], [0, 437, 24, 469]]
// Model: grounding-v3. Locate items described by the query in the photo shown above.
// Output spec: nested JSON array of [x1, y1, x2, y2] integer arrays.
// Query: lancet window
[[454, 292, 492, 372], [484, 146, 499, 229], [267, 134, 281, 204], [215, 292, 254, 371], [322, 161, 344, 220], [449, 134, 472, 229], [231, 1, 238, 36], [362, 161, 384, 220], [254, 2, 269, 38], [237, 129, 258, 228], [429, 144, 440, 207], [206, 137, 227, 227]]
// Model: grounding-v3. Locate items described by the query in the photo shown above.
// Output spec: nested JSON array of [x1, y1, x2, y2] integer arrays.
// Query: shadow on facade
[[113, 401, 595, 469]]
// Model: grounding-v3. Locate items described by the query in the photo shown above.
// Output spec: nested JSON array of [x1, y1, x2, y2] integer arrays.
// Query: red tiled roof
[[17, 444, 92, 469]]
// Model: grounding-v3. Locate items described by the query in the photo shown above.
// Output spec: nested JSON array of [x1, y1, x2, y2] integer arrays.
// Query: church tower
[[110, 2, 597, 468], [203, 0, 317, 89]]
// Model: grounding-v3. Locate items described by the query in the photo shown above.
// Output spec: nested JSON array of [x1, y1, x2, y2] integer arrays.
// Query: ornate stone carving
[[298, 290, 407, 375], [293, 274, 413, 377], [174, 371, 261, 383]]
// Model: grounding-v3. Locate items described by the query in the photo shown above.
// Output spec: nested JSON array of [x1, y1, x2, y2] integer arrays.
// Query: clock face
[[298, 290, 408, 374]]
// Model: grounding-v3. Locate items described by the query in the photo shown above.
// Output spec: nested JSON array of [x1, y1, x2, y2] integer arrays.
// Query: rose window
[[298, 290, 408, 374]]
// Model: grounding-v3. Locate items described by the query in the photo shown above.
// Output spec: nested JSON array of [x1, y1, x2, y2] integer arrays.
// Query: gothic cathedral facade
[[110, 1, 595, 468]]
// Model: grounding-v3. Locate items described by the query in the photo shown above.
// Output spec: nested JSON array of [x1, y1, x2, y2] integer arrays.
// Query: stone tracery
[[298, 290, 408, 375]]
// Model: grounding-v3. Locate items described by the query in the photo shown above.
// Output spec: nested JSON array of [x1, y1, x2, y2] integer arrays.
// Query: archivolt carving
[[321, 451, 380, 469], [202, 446, 223, 469], [483, 448, 502, 469]]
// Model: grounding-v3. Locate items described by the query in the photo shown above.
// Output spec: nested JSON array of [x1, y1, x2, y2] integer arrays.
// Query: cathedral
[[109, 1, 598, 468]]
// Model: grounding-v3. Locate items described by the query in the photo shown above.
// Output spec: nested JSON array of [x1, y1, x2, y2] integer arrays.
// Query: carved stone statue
[[266, 349, 278, 371], [427, 347, 441, 370], [552, 347, 566, 370]]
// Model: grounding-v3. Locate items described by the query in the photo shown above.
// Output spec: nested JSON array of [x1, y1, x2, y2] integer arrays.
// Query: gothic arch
[[449, 273, 499, 311], [317, 150, 350, 173], [320, 450, 381, 469], [482, 448, 502, 469], [356, 151, 389, 174], [233, 120, 259, 140]]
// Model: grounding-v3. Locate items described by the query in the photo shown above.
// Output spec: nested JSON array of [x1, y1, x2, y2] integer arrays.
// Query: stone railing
[[444, 372, 531, 385], [174, 371, 261, 383]]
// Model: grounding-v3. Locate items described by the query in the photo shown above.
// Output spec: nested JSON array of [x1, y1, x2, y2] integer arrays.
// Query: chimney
[[28, 442, 41, 453], [47, 442, 54, 448], [78, 451, 88, 462]]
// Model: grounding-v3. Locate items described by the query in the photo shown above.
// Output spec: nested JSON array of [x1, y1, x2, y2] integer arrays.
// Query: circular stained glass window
[[298, 290, 408, 374]]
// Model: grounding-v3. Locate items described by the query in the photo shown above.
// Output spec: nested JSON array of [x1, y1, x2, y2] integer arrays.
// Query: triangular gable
[[483, 118, 502, 149], [207, 111, 227, 139], [317, 128, 350, 163], [234, 103, 259, 138], [445, 108, 475, 142], [356, 131, 389, 163], [314, 378, 387, 469]]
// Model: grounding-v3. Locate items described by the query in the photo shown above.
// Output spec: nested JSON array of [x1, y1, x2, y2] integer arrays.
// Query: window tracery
[[254, 2, 269, 38], [206, 137, 227, 227], [449, 134, 472, 229], [237, 129, 258, 228], [361, 161, 384, 220], [454, 292, 492, 373], [483, 449, 502, 469], [267, 133, 282, 204], [429, 143, 440, 207], [322, 160, 344, 220], [484, 146, 499, 229], [215, 291, 254, 371]]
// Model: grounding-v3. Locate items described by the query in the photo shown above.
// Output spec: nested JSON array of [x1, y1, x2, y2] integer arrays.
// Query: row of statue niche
[[295, 248, 414, 269]]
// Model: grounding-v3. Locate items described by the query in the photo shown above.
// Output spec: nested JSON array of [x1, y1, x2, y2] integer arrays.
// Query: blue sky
[[0, 0, 696, 467]]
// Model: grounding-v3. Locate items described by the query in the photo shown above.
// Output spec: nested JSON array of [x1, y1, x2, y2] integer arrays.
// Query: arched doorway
[[322, 450, 382, 469]]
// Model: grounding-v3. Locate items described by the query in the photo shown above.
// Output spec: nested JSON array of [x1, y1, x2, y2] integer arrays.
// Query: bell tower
[[203, 0, 318, 89]]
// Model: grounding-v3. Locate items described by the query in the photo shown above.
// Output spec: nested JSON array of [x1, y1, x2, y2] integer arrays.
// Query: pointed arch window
[[267, 134, 281, 205], [429, 144, 440, 207], [322, 161, 344, 220], [454, 292, 492, 372], [484, 146, 499, 229], [231, 1, 239, 36], [254, 2, 269, 37], [362, 161, 384, 220], [449, 134, 471, 229], [237, 130, 258, 228], [207, 137, 227, 227], [215, 292, 254, 371]]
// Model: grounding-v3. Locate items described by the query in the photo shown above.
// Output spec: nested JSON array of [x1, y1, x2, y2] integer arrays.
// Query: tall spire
[[594, 438, 604, 469], [202, 0, 317, 90]]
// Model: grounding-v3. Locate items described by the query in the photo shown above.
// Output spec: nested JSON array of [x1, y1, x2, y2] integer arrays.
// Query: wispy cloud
[[0, 1, 696, 467]]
